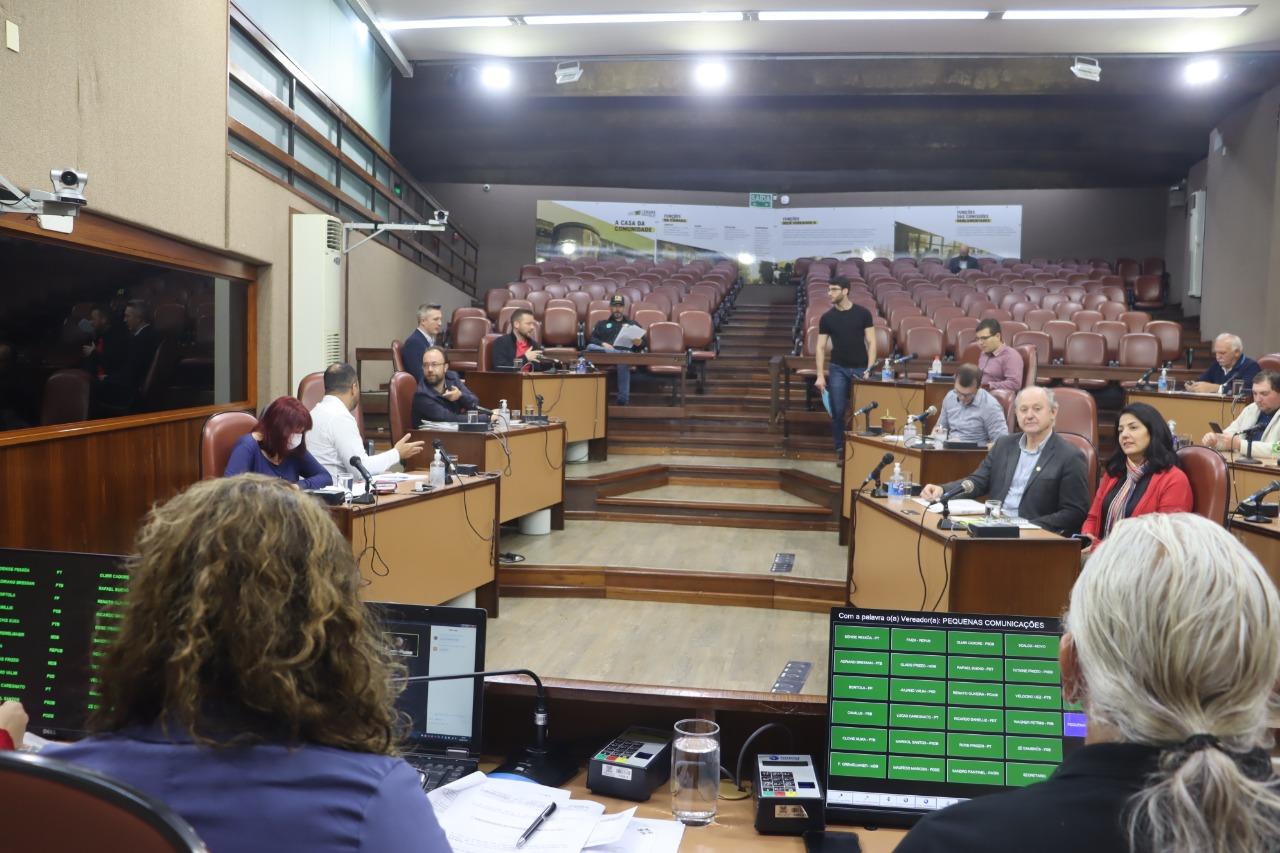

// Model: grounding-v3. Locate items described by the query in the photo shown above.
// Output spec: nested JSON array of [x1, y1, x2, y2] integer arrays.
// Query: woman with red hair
[[224, 396, 331, 489]]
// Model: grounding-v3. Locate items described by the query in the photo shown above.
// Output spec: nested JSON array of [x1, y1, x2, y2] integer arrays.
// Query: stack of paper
[[427, 773, 683, 853], [913, 497, 988, 515]]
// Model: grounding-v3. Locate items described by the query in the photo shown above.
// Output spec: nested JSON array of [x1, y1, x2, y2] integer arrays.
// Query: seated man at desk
[[975, 319, 1024, 392], [586, 294, 645, 406], [1186, 332, 1259, 394], [308, 362, 425, 480], [933, 363, 1009, 445], [492, 309, 552, 372], [1202, 369, 1280, 458], [412, 346, 483, 424], [947, 243, 982, 274], [920, 386, 1089, 535]]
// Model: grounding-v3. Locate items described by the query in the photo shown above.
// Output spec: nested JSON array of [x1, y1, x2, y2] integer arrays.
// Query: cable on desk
[[459, 477, 495, 543], [542, 422, 563, 472], [356, 492, 391, 578], [932, 534, 957, 612], [915, 502, 930, 611]]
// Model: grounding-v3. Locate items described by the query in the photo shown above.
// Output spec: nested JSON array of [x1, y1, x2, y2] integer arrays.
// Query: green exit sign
[[749, 192, 774, 208]]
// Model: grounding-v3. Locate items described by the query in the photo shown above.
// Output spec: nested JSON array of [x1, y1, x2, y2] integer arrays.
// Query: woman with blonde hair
[[49, 474, 449, 852], [898, 512, 1280, 853]]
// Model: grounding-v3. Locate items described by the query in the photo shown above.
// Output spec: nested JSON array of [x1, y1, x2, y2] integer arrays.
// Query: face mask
[[287, 433, 303, 451]]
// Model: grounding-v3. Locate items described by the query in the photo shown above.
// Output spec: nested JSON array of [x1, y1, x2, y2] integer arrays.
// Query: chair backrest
[[1064, 331, 1106, 367], [1054, 301, 1084, 320], [678, 310, 715, 348], [541, 306, 579, 346], [478, 332, 504, 371], [647, 321, 685, 356], [1043, 320, 1077, 359], [506, 281, 530, 301], [1118, 332, 1160, 369], [1119, 311, 1152, 334], [905, 326, 944, 361], [1024, 308, 1055, 331], [526, 290, 552, 320], [451, 315, 492, 350], [450, 307, 487, 331], [587, 308, 611, 330], [387, 370, 417, 444], [566, 290, 593, 322], [898, 315, 934, 340], [873, 325, 894, 358], [1015, 342, 1040, 388], [200, 410, 256, 479], [991, 388, 1016, 431], [1144, 320, 1182, 363], [1070, 310, 1103, 333], [1176, 445, 1230, 526], [0, 750, 209, 853], [1051, 387, 1098, 446], [1099, 301, 1126, 321], [1258, 353, 1280, 373], [40, 369, 91, 426], [296, 370, 364, 435], [390, 338, 405, 373], [1094, 320, 1127, 362], [485, 288, 510, 320], [634, 308, 667, 331], [1057, 431, 1098, 496], [1132, 275, 1163, 305]]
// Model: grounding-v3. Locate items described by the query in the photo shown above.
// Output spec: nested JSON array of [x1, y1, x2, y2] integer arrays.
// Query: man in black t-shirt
[[814, 277, 876, 461]]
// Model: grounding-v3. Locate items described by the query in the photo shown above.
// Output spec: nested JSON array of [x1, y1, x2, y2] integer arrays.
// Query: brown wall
[[428, 182, 1169, 294]]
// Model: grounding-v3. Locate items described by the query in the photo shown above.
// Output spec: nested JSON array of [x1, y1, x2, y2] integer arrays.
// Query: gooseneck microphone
[[1243, 480, 1280, 505], [908, 405, 938, 424], [349, 455, 376, 505], [890, 352, 917, 365], [1135, 366, 1156, 388], [936, 479, 974, 530], [1238, 479, 1280, 524], [853, 400, 879, 417], [862, 452, 895, 487]]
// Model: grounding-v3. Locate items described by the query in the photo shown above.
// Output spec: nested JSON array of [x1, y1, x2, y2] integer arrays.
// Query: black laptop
[[370, 602, 488, 793]]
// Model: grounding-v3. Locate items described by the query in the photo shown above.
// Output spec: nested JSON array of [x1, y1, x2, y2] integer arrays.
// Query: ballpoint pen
[[515, 801, 557, 849]]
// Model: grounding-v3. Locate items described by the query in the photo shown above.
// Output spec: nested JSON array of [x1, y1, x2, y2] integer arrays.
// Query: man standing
[[975, 319, 1023, 392], [401, 303, 444, 384], [94, 299, 159, 413], [813, 277, 876, 462], [308, 362, 424, 480], [586, 295, 644, 405], [1187, 333, 1260, 394], [412, 346, 484, 424], [933, 364, 1009, 445], [921, 386, 1089, 535], [80, 306, 127, 380], [1201, 370, 1280, 458], [947, 244, 981, 274], [491, 309, 548, 371]]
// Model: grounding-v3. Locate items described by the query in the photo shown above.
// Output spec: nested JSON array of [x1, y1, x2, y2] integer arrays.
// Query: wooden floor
[[624, 483, 823, 508], [570, 452, 837, 480], [486, 596, 830, 695]]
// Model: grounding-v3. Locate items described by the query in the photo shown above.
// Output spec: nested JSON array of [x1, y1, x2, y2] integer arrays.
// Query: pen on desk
[[515, 801, 556, 849]]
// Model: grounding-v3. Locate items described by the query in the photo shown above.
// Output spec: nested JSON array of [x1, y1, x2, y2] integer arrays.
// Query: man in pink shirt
[[975, 318, 1024, 391]]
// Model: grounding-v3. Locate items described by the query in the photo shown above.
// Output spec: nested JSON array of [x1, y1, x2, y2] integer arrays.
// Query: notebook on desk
[[370, 602, 487, 793]]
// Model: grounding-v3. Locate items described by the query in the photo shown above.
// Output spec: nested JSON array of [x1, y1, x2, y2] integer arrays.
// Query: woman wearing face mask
[[224, 396, 332, 489]]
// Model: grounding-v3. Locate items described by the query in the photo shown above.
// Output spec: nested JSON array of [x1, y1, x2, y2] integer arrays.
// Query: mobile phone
[[803, 831, 863, 852], [1209, 422, 1224, 435]]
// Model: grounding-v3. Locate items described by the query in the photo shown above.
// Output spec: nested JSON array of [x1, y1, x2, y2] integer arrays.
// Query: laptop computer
[[370, 602, 488, 793]]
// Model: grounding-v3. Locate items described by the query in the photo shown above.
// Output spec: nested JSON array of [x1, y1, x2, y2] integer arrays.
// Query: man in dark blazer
[[400, 303, 443, 384], [921, 386, 1089, 535]]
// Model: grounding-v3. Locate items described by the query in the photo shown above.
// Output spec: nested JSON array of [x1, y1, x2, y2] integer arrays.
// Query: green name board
[[748, 192, 774, 208]]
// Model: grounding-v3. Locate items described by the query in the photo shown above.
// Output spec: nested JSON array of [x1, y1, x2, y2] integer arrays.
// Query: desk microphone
[[1135, 366, 1155, 388], [936, 479, 974, 530], [1243, 480, 1280, 504], [348, 455, 376, 505], [853, 400, 878, 417], [1238, 480, 1280, 523], [536, 394, 545, 418], [890, 352, 917, 365], [862, 452, 895, 487], [393, 668, 576, 787], [908, 405, 938, 424]]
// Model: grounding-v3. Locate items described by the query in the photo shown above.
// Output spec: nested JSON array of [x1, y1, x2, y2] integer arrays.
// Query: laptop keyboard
[[407, 754, 477, 793]]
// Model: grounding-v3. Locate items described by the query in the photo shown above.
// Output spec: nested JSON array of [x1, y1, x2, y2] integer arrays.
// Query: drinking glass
[[336, 473, 353, 494], [672, 718, 720, 826], [984, 500, 1002, 520], [1232, 379, 1245, 398]]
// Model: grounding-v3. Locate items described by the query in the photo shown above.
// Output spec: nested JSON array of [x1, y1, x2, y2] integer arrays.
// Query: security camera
[[483, 184, 492, 192], [0, 167, 89, 233], [431, 209, 450, 225], [50, 169, 88, 205]]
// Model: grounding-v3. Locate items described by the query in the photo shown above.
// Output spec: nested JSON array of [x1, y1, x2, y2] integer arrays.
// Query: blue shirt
[[223, 433, 332, 489], [1198, 354, 1260, 390], [47, 728, 450, 853], [1003, 432, 1048, 518]]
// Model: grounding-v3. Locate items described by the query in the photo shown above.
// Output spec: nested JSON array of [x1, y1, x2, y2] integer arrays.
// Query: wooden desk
[[463, 372, 607, 457], [408, 422, 566, 526], [841, 433, 988, 544], [1039, 365, 1197, 385], [776, 360, 950, 437], [849, 493, 1081, 615], [1125, 389, 1243, 443], [1232, 518, 1280, 587], [331, 476, 499, 612], [1229, 456, 1279, 503]]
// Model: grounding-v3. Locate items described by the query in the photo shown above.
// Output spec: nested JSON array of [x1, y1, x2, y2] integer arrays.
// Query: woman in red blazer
[[1082, 402, 1194, 546]]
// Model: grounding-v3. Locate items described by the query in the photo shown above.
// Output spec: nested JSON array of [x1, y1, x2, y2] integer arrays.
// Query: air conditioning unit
[[291, 214, 344, 390], [1187, 189, 1206, 299]]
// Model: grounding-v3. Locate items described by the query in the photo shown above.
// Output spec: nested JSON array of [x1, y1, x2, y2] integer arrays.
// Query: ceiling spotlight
[[555, 61, 584, 85], [1184, 58, 1222, 85], [694, 60, 729, 90], [737, 252, 756, 266], [479, 64, 512, 91], [559, 239, 578, 256], [1070, 56, 1101, 82]]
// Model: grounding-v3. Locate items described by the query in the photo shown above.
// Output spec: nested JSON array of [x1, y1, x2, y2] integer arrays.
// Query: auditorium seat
[[200, 410, 256, 479], [1144, 320, 1182, 364], [449, 316, 491, 372], [1058, 431, 1099, 496], [1052, 387, 1098, 447], [39, 369, 91, 426], [1043, 320, 1077, 362], [1070, 310, 1103, 333], [646, 322, 686, 405], [633, 309, 667, 333], [1177, 445, 1230, 525], [527, 291, 552, 321], [679, 310, 717, 393], [1131, 275, 1164, 310], [478, 332, 505, 371], [945, 317, 978, 356], [1012, 331, 1051, 381], [1094, 321, 1127, 363], [1258, 353, 1280, 372], [1024, 309, 1055, 331], [873, 325, 894, 360], [390, 339, 405, 373], [1064, 332, 1108, 389], [991, 388, 1016, 431], [898, 315, 934, 342], [905, 327, 944, 375], [387, 371, 416, 444], [541, 306, 581, 361], [1082, 293, 1109, 311], [1119, 311, 1151, 334], [1118, 333, 1161, 386], [1099, 301, 1127, 322], [1015, 343, 1039, 388], [506, 282, 531, 301], [1054, 301, 1084, 321], [485, 289, 510, 321]]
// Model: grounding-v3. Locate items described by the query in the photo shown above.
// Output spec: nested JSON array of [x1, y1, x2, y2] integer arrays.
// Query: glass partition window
[[0, 233, 249, 432], [229, 78, 288, 151]]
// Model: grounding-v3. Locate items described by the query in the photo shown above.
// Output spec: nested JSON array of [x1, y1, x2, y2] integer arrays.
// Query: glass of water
[[672, 718, 720, 826], [984, 500, 1002, 520], [336, 473, 353, 494]]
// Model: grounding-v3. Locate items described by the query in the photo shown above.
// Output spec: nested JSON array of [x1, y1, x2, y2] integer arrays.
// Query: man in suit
[[491, 309, 550, 371], [412, 346, 485, 424], [920, 386, 1089, 535], [400, 303, 444, 384], [93, 299, 159, 414]]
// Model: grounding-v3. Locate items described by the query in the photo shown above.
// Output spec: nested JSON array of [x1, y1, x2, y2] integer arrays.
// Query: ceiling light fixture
[[1070, 56, 1101, 82], [758, 10, 990, 20], [382, 16, 513, 30], [480, 64, 513, 90], [694, 60, 729, 90], [737, 252, 756, 265], [555, 61, 584, 84], [1003, 6, 1248, 20], [525, 12, 744, 25], [1184, 57, 1223, 84]]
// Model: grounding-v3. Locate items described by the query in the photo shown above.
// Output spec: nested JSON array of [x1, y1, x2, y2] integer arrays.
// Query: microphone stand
[[394, 668, 577, 787], [858, 409, 881, 436], [1240, 435, 1260, 465], [937, 495, 965, 530], [1238, 499, 1273, 524]]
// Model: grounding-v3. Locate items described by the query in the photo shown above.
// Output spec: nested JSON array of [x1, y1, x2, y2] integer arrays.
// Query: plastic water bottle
[[881, 358, 894, 383], [929, 356, 942, 381], [1157, 368, 1168, 393], [428, 449, 446, 488], [1168, 420, 1179, 450], [887, 463, 907, 506], [576, 356, 587, 374], [497, 399, 511, 431], [903, 420, 918, 446]]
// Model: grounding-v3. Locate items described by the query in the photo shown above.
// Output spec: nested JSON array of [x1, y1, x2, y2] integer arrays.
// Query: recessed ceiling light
[[479, 64, 512, 91], [758, 10, 990, 20], [694, 60, 729, 90], [737, 252, 757, 265], [382, 17, 513, 30], [1003, 7, 1249, 20], [1184, 58, 1223, 84], [525, 12, 744, 25]]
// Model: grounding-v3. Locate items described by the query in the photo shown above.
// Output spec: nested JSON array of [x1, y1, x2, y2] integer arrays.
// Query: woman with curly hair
[[48, 475, 448, 852]]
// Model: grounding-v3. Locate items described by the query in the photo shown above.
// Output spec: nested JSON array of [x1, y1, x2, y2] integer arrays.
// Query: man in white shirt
[[308, 363, 425, 481], [1202, 370, 1280, 459]]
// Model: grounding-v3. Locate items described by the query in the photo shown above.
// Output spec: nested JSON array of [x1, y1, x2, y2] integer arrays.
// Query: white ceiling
[[366, 1, 1280, 61]]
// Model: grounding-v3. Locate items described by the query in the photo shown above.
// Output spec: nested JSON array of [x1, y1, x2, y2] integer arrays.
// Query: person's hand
[[920, 484, 943, 502], [526, 349, 543, 363], [602, 343, 616, 351], [1201, 431, 1218, 448], [489, 411, 502, 422], [442, 386, 462, 402], [1188, 381, 1216, 394], [394, 434, 426, 461], [80, 344, 94, 358], [0, 701, 27, 748], [814, 374, 827, 391]]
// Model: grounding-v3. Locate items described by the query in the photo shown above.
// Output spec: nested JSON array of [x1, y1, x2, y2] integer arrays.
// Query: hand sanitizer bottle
[[881, 358, 894, 383], [887, 463, 907, 506], [1157, 368, 1168, 393], [428, 449, 446, 488], [929, 356, 942, 381]]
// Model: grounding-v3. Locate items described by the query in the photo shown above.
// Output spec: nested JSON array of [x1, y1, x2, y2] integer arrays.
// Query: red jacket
[[1082, 465, 1194, 540]]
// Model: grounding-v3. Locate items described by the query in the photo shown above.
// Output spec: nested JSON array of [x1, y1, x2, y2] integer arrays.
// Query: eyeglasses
[[974, 334, 995, 342]]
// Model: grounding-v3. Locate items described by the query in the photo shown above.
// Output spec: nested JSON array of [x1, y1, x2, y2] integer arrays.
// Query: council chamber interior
[[3, 1, 1280, 851]]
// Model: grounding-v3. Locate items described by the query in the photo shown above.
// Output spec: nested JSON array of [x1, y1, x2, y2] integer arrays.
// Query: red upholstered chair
[[449, 315, 491, 372], [1116, 259, 1141, 287], [296, 370, 365, 434], [1099, 301, 1126, 322], [1176, 445, 1230, 525], [945, 317, 979, 356], [1041, 293, 1066, 313], [40, 369, 91, 426], [1057, 431, 1099, 496], [1094, 321, 1127, 364], [485, 288, 510, 321], [1132, 275, 1164, 310], [1009, 302, 1035, 322], [979, 308, 1012, 323], [1258, 353, 1280, 372], [541, 306, 581, 361], [566, 291, 593, 323], [1012, 331, 1050, 386], [1063, 332, 1108, 390], [873, 325, 894, 360], [1141, 257, 1166, 277], [390, 338, 405, 373], [478, 332, 504, 371], [1015, 343, 1039, 388], [1071, 310, 1103, 333], [1144, 320, 1182, 364], [1082, 293, 1109, 311], [898, 315, 934, 343], [633, 309, 667, 333], [1119, 311, 1152, 334], [1024, 309, 1055, 331], [1051, 387, 1098, 447], [991, 388, 1016, 432], [1043, 320, 1077, 362], [1118, 333, 1161, 387], [526, 290, 552, 321], [506, 282, 531, 301], [1000, 320, 1028, 341], [1054, 301, 1085, 321], [387, 370, 416, 444], [679, 310, 717, 393], [646, 322, 686, 404], [545, 282, 569, 299], [200, 410, 256, 479], [905, 326, 944, 372]]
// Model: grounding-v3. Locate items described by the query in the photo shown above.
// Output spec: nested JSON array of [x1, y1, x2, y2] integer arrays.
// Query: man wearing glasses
[[933, 363, 1009, 445], [975, 318, 1023, 391]]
